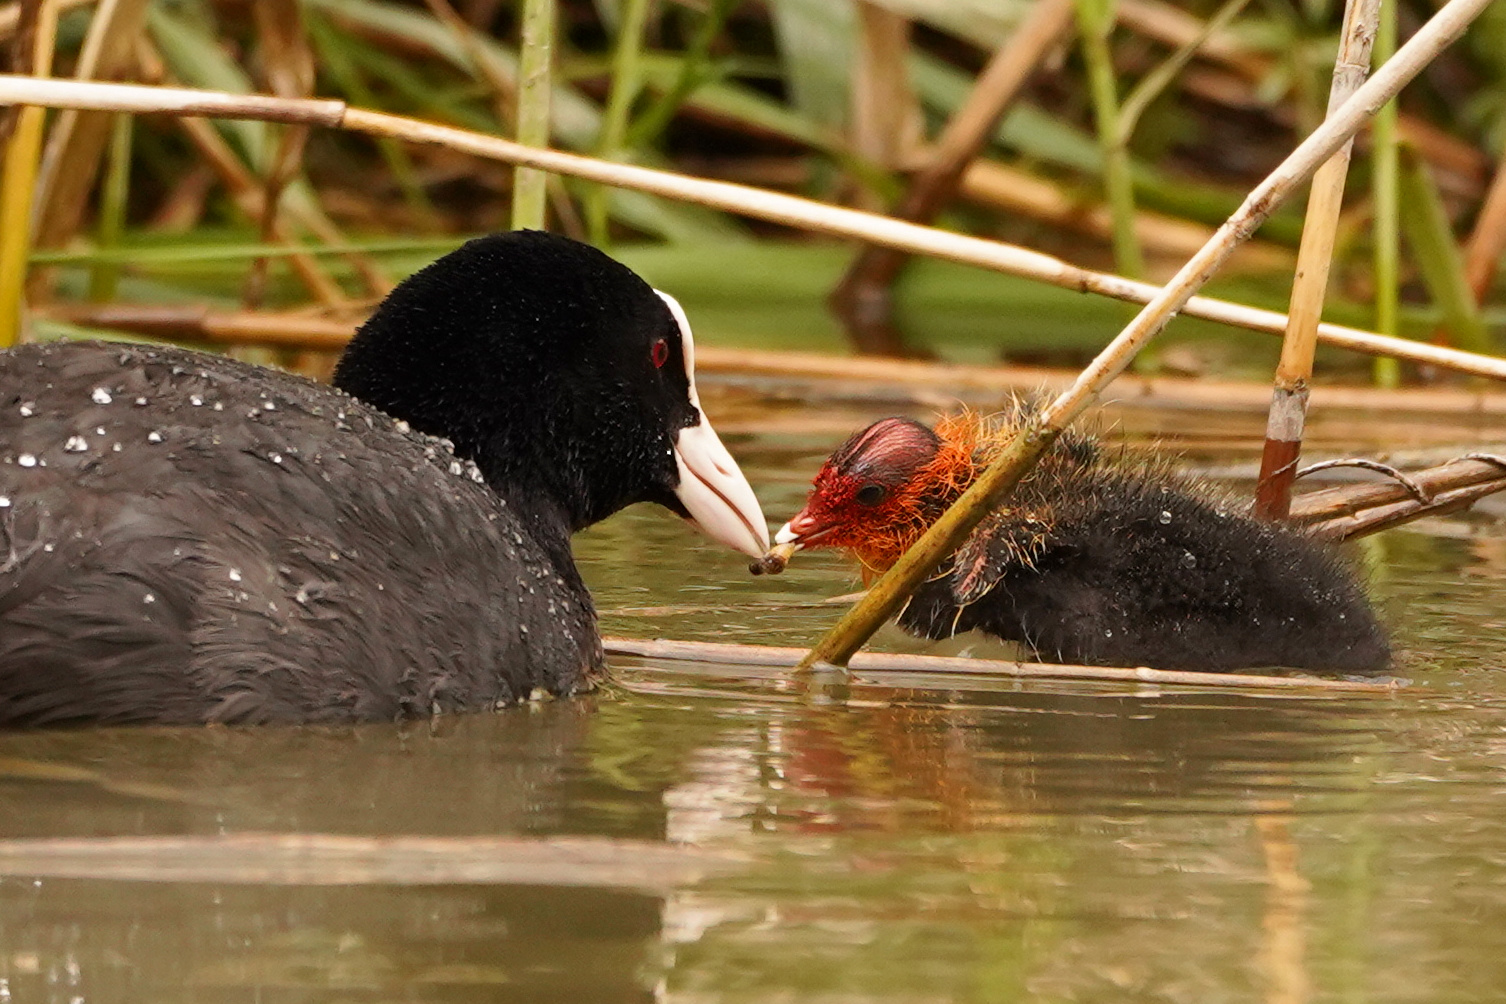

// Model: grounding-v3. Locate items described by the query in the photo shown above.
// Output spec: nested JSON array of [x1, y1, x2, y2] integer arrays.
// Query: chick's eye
[[855, 484, 886, 506], [651, 338, 669, 369]]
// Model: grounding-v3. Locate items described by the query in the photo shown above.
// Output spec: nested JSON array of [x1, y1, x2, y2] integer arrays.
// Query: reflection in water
[[1256, 810, 1310, 1004], [0, 703, 675, 1002], [0, 428, 1503, 1002]]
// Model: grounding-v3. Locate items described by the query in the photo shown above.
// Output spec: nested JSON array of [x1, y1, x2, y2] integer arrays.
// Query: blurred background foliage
[[7, 0, 1506, 376]]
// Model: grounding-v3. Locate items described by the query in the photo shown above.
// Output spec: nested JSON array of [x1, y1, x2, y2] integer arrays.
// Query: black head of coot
[[335, 230, 749, 541]]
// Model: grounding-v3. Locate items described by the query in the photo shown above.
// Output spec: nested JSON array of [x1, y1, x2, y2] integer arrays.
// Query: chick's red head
[[776, 416, 978, 577]]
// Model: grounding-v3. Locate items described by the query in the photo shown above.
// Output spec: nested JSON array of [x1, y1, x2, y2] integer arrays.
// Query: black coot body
[[777, 417, 1390, 674], [0, 232, 767, 726]]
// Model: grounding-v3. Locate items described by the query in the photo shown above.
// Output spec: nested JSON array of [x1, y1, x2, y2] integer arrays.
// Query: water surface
[[1, 399, 1504, 1003]]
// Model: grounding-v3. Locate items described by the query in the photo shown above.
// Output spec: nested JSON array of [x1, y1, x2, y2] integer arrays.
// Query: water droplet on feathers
[[64, 436, 87, 453], [91, 388, 112, 404]]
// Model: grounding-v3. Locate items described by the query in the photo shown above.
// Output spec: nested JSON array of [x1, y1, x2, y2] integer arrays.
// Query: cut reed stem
[[1253, 0, 1382, 520]]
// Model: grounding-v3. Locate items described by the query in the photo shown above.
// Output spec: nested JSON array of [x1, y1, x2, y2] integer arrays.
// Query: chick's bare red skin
[[780, 416, 1390, 675]]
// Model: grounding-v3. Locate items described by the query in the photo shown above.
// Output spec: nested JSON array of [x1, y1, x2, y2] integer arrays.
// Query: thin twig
[[1116, 0, 1253, 141], [1293, 457, 1430, 502], [604, 637, 1402, 692]]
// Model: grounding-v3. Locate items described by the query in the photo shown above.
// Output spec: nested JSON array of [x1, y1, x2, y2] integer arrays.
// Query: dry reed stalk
[[1253, 0, 1382, 520], [245, 0, 318, 311], [1117, 0, 1266, 78], [23, 310, 1506, 421], [0, 0, 88, 41], [850, 2, 919, 203], [1462, 137, 1506, 303], [691, 345, 1506, 415], [44, 303, 358, 349], [0, 0, 57, 346], [958, 158, 1292, 269], [0, 74, 1504, 378], [175, 115, 345, 305], [1305, 478, 1506, 540], [422, 0, 516, 128], [603, 637, 1401, 692], [31, 0, 150, 255], [796, 0, 1498, 670], [829, 0, 1076, 355]]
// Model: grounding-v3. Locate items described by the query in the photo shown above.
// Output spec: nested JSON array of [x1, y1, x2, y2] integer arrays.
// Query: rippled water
[[1, 404, 1504, 1003]]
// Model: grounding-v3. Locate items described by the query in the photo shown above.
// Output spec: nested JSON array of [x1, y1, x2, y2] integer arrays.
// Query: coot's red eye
[[652, 339, 669, 369]]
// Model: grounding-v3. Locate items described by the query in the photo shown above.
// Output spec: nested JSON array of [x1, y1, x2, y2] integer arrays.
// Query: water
[[1, 403, 1504, 1003]]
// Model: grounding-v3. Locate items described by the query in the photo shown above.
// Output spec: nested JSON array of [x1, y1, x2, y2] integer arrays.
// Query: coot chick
[[770, 413, 1389, 673], [0, 231, 768, 726]]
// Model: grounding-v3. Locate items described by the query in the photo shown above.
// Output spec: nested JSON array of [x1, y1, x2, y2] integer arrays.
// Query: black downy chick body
[[0, 232, 768, 727], [775, 415, 1389, 674]]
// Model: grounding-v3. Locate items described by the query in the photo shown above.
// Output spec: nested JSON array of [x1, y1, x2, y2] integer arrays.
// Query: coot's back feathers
[[776, 414, 1390, 674], [0, 342, 594, 726]]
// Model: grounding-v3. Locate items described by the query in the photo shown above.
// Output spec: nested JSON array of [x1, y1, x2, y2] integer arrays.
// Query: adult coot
[[0, 231, 768, 726], [767, 413, 1389, 673]]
